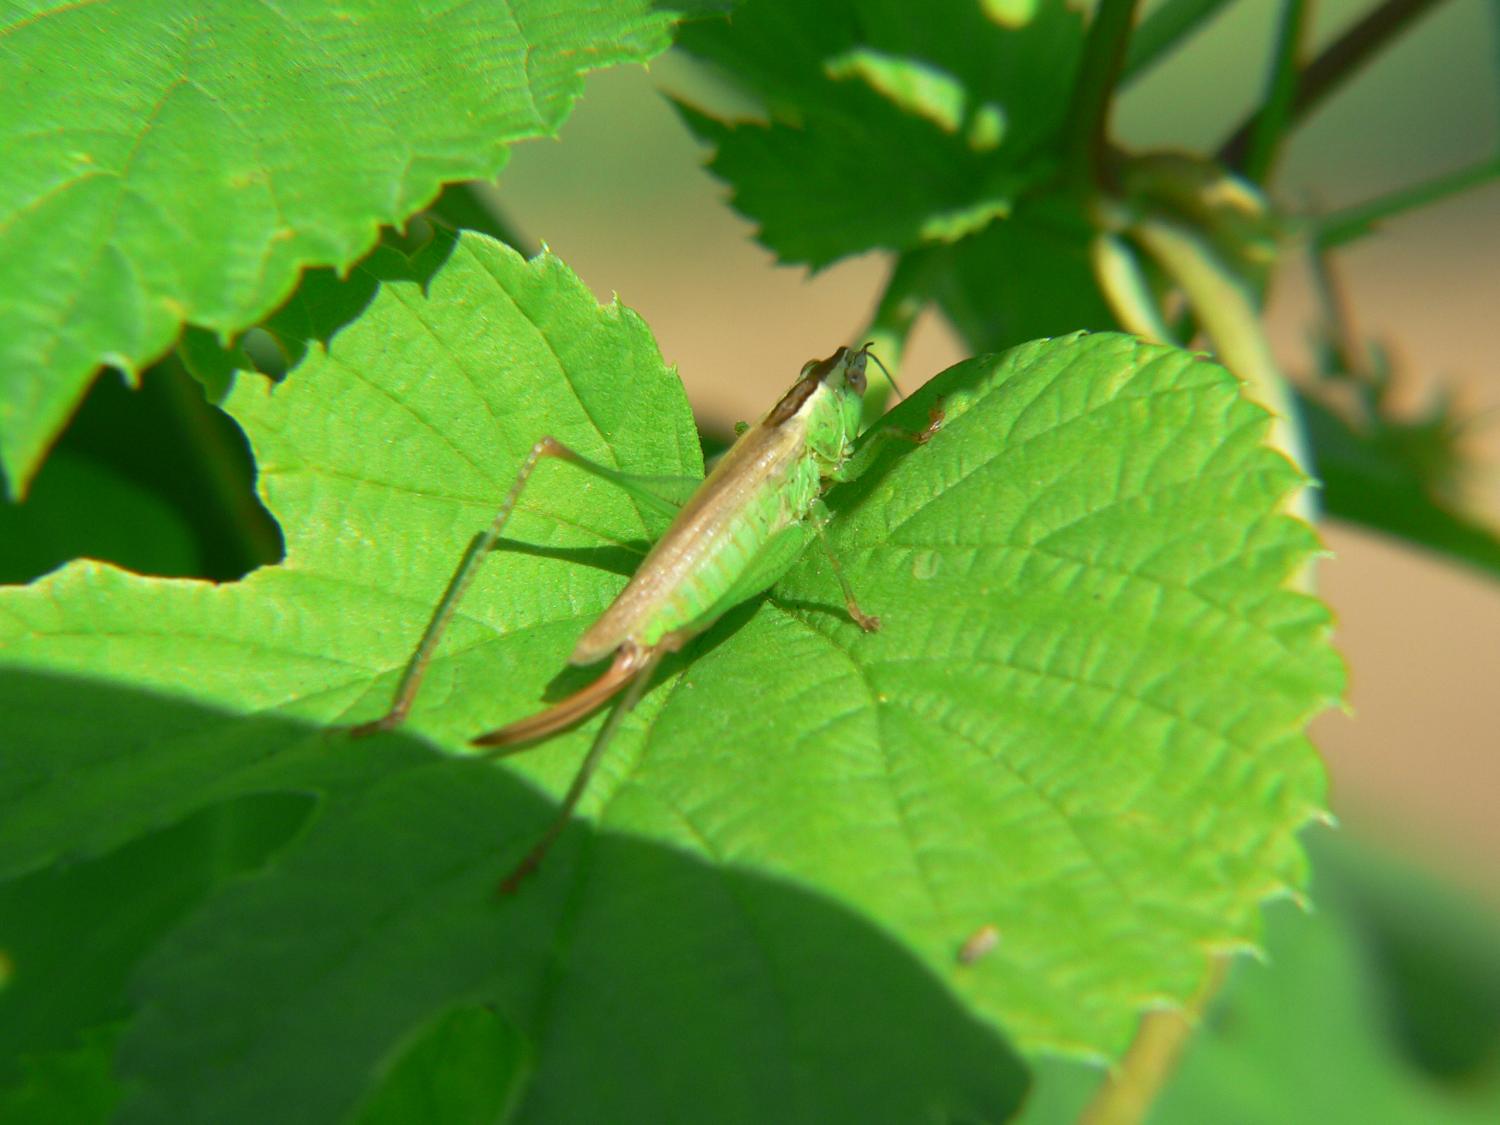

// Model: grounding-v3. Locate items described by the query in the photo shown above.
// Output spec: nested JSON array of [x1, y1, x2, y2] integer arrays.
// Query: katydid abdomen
[[571, 408, 825, 664]]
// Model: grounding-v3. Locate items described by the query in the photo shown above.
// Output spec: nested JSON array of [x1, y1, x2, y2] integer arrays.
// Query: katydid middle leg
[[809, 513, 881, 632], [799, 400, 945, 631]]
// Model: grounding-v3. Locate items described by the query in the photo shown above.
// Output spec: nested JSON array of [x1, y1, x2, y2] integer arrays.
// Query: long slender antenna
[[862, 342, 905, 400]]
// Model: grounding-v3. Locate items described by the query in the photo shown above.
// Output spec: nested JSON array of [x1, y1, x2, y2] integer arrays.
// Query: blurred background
[[1, 1, 1494, 906], [0, 3, 1494, 1118], [489, 0, 1500, 907]]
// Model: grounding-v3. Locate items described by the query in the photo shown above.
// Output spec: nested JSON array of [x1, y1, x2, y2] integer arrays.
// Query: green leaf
[[1150, 832, 1500, 1123], [675, 0, 1085, 266], [0, 357, 280, 585], [0, 0, 716, 497], [0, 794, 310, 1080], [1018, 831, 1500, 1122], [935, 198, 1119, 353], [0, 1024, 123, 1125], [0, 447, 200, 584], [1309, 836, 1500, 1083], [0, 234, 1338, 1121], [1296, 388, 1500, 580], [180, 228, 462, 389], [349, 1006, 529, 1125]]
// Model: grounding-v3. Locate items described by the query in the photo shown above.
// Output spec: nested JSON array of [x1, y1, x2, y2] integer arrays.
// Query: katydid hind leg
[[350, 436, 619, 736], [472, 645, 646, 750], [498, 650, 664, 895]]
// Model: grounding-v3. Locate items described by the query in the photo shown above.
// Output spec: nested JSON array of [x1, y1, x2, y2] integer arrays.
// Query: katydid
[[352, 343, 942, 891]]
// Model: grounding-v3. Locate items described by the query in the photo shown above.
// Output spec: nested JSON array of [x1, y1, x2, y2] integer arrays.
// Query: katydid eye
[[848, 368, 866, 394]]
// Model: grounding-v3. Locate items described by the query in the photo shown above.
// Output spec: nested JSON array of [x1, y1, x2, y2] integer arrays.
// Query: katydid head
[[762, 346, 876, 474], [778, 345, 871, 449], [795, 342, 903, 400], [775, 345, 864, 428], [797, 344, 865, 392], [771, 343, 906, 460]]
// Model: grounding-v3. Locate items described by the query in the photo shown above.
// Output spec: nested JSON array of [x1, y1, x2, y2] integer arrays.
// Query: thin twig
[[1218, 0, 1448, 171], [1241, 0, 1311, 184], [1062, 0, 1143, 190], [1316, 153, 1500, 247]]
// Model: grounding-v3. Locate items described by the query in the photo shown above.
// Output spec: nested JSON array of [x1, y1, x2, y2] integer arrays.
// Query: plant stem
[[865, 250, 941, 363], [1316, 152, 1500, 247], [1090, 231, 1180, 345], [859, 248, 944, 422], [1218, 0, 1449, 170], [1129, 214, 1314, 517], [1079, 958, 1229, 1125], [1241, 0, 1310, 184], [1120, 0, 1235, 84], [1307, 243, 1365, 376], [1062, 0, 1141, 190]]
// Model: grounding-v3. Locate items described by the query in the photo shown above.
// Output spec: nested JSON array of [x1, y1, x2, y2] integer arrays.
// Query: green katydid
[[352, 343, 942, 891]]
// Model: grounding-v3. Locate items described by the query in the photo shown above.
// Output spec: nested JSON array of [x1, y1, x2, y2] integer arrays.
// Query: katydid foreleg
[[829, 401, 945, 485]]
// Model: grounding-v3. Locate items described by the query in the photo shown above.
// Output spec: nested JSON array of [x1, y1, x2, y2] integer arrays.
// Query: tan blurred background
[[493, 2, 1500, 904]]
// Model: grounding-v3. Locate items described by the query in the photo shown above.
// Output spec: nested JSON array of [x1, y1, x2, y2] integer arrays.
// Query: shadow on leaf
[[0, 671, 1027, 1125]]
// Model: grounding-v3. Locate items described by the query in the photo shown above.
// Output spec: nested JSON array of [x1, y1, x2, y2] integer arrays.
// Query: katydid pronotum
[[352, 343, 942, 891]]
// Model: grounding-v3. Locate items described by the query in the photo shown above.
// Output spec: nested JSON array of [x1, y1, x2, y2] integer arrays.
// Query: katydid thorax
[[352, 343, 942, 891]]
